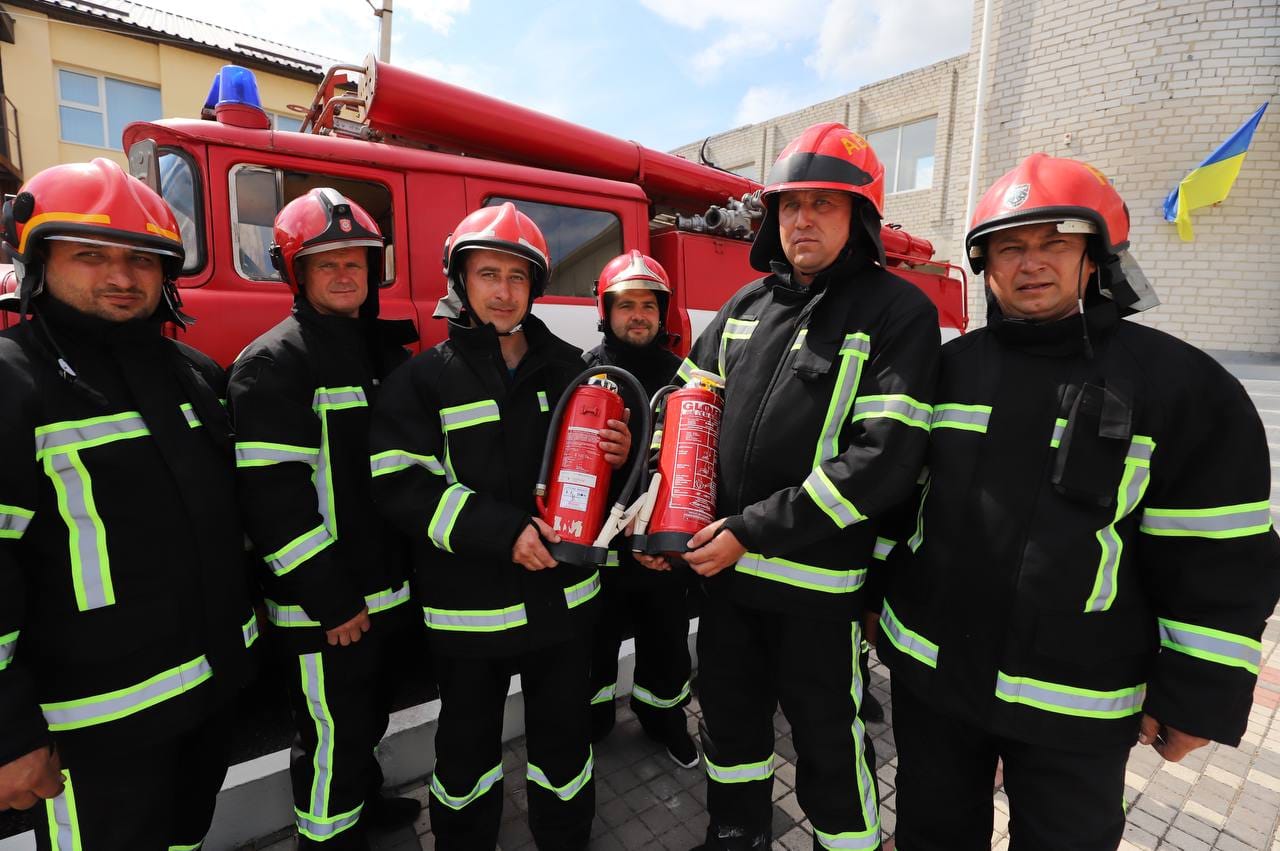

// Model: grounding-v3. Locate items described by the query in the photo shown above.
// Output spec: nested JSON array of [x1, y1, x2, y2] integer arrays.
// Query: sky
[[143, 0, 973, 153]]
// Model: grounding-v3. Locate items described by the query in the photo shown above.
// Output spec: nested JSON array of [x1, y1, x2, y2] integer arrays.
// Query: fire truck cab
[[4, 59, 967, 365]]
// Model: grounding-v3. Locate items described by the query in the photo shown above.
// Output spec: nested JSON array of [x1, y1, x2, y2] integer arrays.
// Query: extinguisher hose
[[535, 365, 653, 516]]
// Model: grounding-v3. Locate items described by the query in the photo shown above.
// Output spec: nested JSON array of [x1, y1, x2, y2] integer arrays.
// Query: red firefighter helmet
[[2, 158, 185, 308], [269, 188, 384, 294], [966, 153, 1157, 311], [595, 249, 671, 330], [750, 122, 887, 272], [443, 202, 550, 295]]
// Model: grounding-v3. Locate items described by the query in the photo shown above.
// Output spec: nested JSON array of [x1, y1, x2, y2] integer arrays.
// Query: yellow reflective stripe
[[45, 768, 82, 851], [440, 399, 501, 432], [369, 449, 444, 478], [850, 394, 933, 431], [538, 391, 550, 413], [1158, 618, 1262, 674], [0, 502, 34, 540], [705, 753, 775, 783], [735, 552, 865, 593], [879, 600, 938, 669], [1085, 435, 1155, 612], [235, 441, 320, 468], [431, 763, 503, 810], [802, 467, 865, 528], [813, 334, 869, 466], [264, 524, 336, 577], [424, 604, 528, 632], [719, 318, 758, 377], [311, 386, 367, 412], [1140, 500, 1273, 539], [995, 672, 1145, 719], [35, 411, 149, 459], [931, 403, 991, 433], [1049, 417, 1068, 448], [178, 402, 202, 429], [527, 747, 594, 801], [428, 483, 473, 552], [42, 656, 212, 730]]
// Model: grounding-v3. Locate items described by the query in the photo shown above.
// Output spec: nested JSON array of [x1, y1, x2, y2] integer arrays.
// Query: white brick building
[[672, 0, 1280, 354]]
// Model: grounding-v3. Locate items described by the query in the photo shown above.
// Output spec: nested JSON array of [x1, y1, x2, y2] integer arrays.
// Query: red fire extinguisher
[[535, 366, 651, 566], [632, 369, 724, 556]]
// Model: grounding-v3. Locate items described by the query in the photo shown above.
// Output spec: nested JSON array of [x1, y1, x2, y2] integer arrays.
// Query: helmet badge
[[1004, 183, 1030, 209], [339, 218, 352, 233]]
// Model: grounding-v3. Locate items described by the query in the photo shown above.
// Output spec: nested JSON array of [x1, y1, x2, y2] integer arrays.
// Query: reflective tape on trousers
[[591, 683, 617, 705], [850, 394, 933, 430], [564, 572, 601, 609], [735, 553, 865, 594], [299, 653, 335, 822], [704, 754, 776, 784], [930, 403, 991, 433], [440, 399, 500, 432], [0, 503, 33, 540], [41, 655, 213, 730], [994, 672, 1145, 719], [1140, 500, 1273, 539], [295, 803, 363, 841], [369, 449, 445, 478], [632, 681, 691, 709], [879, 601, 939, 669], [0, 630, 16, 671], [802, 467, 865, 529], [424, 604, 528, 632], [431, 763, 504, 810], [1158, 617, 1262, 674], [235, 442, 320, 468], [45, 769, 80, 851], [527, 748, 594, 801]]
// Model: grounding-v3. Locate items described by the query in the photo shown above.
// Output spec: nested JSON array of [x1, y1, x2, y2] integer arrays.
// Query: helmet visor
[[43, 233, 182, 259]]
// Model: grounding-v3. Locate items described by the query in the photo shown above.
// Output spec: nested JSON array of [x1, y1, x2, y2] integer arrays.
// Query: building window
[[57, 69, 161, 150], [483, 197, 622, 298], [272, 112, 303, 132], [866, 117, 937, 194]]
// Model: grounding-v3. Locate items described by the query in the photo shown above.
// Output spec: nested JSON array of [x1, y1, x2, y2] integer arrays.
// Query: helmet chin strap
[[1076, 252, 1094, 360]]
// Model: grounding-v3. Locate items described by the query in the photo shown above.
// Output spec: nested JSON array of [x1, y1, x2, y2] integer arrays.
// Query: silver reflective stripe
[[45, 769, 79, 851], [311, 387, 368, 537], [431, 763, 504, 810], [675, 357, 698, 384], [242, 612, 260, 648], [265, 524, 336, 577], [440, 399, 501, 432], [930, 404, 991, 432], [295, 803, 362, 841], [43, 450, 113, 610], [1140, 501, 1273, 539], [565, 572, 602, 609], [0, 630, 15, 671], [369, 450, 445, 478], [300, 653, 335, 824], [424, 604, 528, 632], [527, 748, 593, 801], [1158, 618, 1262, 674], [632, 681, 691, 709], [872, 537, 895, 561], [429, 484, 473, 553], [265, 599, 320, 628], [879, 601, 938, 669], [367, 582, 412, 614], [813, 333, 870, 465], [1085, 436, 1155, 612], [850, 394, 933, 430], [907, 477, 931, 553], [35, 411, 149, 458], [312, 387, 368, 411], [604, 550, 620, 568], [235, 442, 320, 467], [802, 468, 865, 528], [179, 403, 202, 429], [42, 656, 212, 730], [591, 683, 617, 705], [719, 318, 758, 376], [0, 503, 33, 540], [704, 754, 775, 783], [994, 672, 1145, 719], [736, 553, 865, 594], [1049, 417, 1067, 448], [538, 391, 550, 413], [814, 621, 879, 850]]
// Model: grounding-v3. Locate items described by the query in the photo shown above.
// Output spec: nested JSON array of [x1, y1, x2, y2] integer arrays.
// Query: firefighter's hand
[[684, 519, 746, 578], [1138, 715, 1209, 762], [0, 745, 63, 811], [863, 612, 881, 647], [514, 518, 559, 571], [326, 607, 371, 647], [634, 552, 672, 572], [599, 408, 632, 470]]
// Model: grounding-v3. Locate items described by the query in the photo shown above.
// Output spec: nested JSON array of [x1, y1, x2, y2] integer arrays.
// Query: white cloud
[[640, 0, 828, 79], [397, 0, 473, 35], [734, 85, 798, 126], [810, 0, 971, 84]]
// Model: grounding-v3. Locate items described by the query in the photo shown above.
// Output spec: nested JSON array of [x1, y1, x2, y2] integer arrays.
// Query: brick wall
[[672, 0, 1280, 353]]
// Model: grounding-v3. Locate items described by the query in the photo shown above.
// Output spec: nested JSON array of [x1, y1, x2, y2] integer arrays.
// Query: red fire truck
[[3, 58, 967, 363]]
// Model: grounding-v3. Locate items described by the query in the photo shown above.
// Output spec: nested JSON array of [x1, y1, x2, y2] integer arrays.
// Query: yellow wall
[[1, 8, 318, 176]]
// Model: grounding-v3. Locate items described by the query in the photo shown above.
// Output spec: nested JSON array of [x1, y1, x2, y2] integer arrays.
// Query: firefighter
[[370, 202, 631, 849], [879, 153, 1280, 850], [643, 123, 940, 849], [0, 159, 257, 848], [226, 188, 421, 848], [583, 250, 697, 767]]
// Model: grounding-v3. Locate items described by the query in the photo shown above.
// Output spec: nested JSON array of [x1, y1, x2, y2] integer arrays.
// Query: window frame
[[868, 116, 938, 196], [56, 67, 161, 152], [158, 146, 207, 278]]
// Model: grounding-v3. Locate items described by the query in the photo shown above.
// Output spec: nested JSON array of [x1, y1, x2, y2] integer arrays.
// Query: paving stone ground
[[251, 375, 1280, 851]]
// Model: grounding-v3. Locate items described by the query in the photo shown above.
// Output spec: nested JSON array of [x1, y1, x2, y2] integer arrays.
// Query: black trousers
[[286, 628, 397, 848], [37, 707, 232, 851], [589, 576, 692, 718], [429, 637, 595, 850], [892, 680, 1128, 851], [697, 593, 879, 849]]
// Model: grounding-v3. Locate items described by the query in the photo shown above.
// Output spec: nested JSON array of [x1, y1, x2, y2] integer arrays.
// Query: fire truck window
[[157, 151, 203, 275], [230, 165, 395, 284], [485, 197, 622, 298]]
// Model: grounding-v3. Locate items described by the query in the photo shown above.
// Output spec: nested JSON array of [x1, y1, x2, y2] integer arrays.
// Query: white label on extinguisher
[[557, 470, 598, 488], [559, 484, 591, 511]]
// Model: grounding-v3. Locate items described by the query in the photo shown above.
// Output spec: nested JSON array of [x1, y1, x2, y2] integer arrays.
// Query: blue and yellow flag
[[1163, 102, 1268, 241]]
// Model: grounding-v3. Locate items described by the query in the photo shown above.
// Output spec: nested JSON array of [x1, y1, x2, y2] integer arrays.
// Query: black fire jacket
[[370, 315, 601, 658], [227, 300, 415, 653], [0, 299, 257, 768], [878, 302, 1280, 751], [680, 254, 939, 620]]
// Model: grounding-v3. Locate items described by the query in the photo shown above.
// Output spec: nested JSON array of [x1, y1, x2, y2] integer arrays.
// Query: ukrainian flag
[[1163, 102, 1268, 241]]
